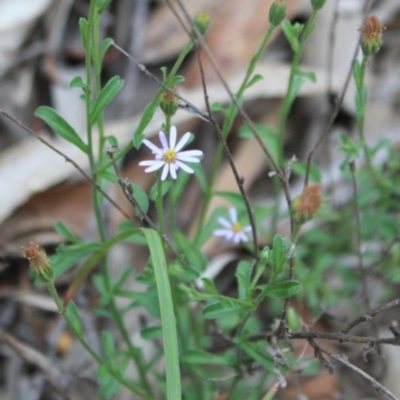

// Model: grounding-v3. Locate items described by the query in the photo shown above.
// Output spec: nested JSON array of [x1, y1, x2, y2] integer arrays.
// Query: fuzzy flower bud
[[160, 87, 179, 117], [293, 184, 322, 224], [193, 12, 210, 36], [361, 15, 385, 58], [269, 0, 287, 27], [311, 0, 326, 11], [23, 241, 54, 283]]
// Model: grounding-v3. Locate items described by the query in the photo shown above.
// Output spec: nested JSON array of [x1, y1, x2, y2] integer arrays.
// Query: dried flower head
[[361, 15, 386, 57], [22, 241, 54, 282], [293, 184, 322, 224]]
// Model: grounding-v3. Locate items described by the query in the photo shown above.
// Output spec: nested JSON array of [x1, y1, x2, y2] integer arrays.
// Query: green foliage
[[31, 2, 400, 399], [35, 106, 87, 153]]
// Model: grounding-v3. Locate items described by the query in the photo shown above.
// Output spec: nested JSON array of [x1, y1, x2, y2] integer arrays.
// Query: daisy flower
[[214, 208, 252, 244], [139, 126, 203, 181]]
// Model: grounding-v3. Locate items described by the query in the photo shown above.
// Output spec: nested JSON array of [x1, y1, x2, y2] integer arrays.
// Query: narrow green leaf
[[131, 183, 149, 215], [238, 338, 274, 371], [66, 301, 83, 336], [272, 234, 285, 275], [236, 260, 254, 300], [264, 280, 302, 298], [50, 242, 101, 278], [100, 38, 114, 63], [70, 76, 85, 89], [202, 278, 219, 295], [245, 73, 263, 89], [142, 229, 181, 400], [202, 301, 251, 320], [183, 350, 235, 366], [149, 180, 172, 201], [35, 106, 87, 152], [79, 18, 89, 51], [101, 331, 116, 360], [141, 326, 162, 340], [54, 222, 81, 244], [90, 76, 124, 125], [133, 100, 159, 148]]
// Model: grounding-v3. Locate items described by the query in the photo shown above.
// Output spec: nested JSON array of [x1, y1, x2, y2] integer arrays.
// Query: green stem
[[194, 25, 276, 245], [278, 11, 318, 168], [47, 281, 148, 398], [84, 2, 154, 396]]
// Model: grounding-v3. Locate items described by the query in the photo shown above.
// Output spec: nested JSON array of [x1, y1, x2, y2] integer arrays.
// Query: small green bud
[[311, 0, 326, 11], [23, 241, 54, 283], [194, 12, 210, 36], [260, 247, 270, 265], [287, 307, 301, 332], [361, 15, 385, 58], [160, 87, 179, 117], [269, 0, 287, 27]]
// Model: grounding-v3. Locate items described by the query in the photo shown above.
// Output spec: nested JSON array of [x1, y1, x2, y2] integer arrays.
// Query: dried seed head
[[293, 184, 322, 224], [23, 241, 54, 283], [361, 15, 386, 57]]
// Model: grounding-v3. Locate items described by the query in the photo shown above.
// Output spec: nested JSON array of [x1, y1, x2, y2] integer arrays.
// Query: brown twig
[[308, 338, 399, 400], [0, 328, 74, 400], [106, 148, 177, 256], [194, 40, 259, 260], [111, 42, 211, 122], [0, 108, 132, 222], [342, 297, 400, 335], [304, 0, 374, 186], [349, 160, 373, 318], [169, 0, 291, 202]]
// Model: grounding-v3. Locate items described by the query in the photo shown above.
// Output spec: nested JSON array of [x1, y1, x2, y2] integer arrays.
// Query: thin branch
[[168, 0, 291, 199], [106, 148, 177, 256], [194, 40, 259, 260], [0, 327, 74, 400], [349, 160, 373, 317], [304, 0, 374, 186], [0, 108, 132, 221], [111, 42, 211, 122], [309, 338, 399, 400], [208, 326, 400, 354], [342, 297, 400, 335]]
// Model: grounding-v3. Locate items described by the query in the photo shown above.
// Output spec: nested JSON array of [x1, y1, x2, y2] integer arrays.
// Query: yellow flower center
[[163, 149, 177, 164], [232, 222, 242, 233]]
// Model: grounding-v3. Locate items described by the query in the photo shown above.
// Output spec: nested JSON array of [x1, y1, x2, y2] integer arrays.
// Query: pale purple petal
[[174, 132, 191, 152], [139, 160, 157, 166], [178, 149, 203, 157], [169, 126, 177, 149], [229, 208, 238, 223], [177, 155, 202, 163], [243, 226, 252, 232], [161, 164, 170, 181], [159, 131, 169, 150], [143, 161, 165, 173], [169, 163, 178, 179], [237, 233, 249, 243], [217, 217, 232, 229], [176, 161, 194, 174], [142, 139, 163, 155]]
